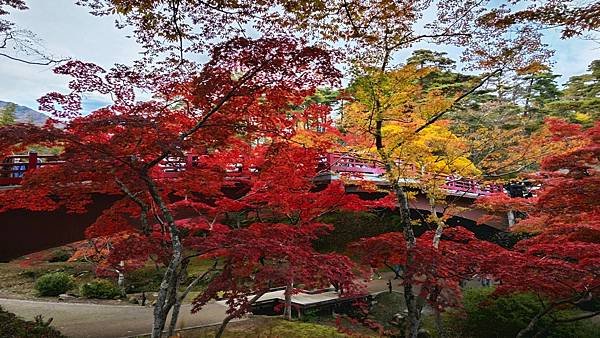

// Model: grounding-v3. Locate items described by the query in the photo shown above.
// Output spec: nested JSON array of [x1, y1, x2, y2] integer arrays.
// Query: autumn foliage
[[2, 1, 600, 338], [0, 37, 378, 336], [476, 119, 600, 334]]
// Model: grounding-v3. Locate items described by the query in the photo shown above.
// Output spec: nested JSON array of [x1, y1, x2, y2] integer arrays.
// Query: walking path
[[0, 298, 228, 338], [0, 273, 396, 337]]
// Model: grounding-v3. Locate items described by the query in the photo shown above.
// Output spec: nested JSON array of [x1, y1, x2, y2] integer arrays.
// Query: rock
[[128, 296, 139, 305], [58, 294, 76, 301], [389, 312, 406, 326], [417, 329, 432, 338]]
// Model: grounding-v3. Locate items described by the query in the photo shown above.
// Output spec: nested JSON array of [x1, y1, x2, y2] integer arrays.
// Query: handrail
[[0, 152, 505, 197]]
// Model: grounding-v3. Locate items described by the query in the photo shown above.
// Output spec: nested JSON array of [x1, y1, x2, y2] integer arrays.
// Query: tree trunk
[[404, 283, 423, 338], [396, 187, 423, 338], [143, 175, 185, 338], [167, 296, 183, 337], [215, 291, 266, 338], [117, 260, 125, 293], [507, 210, 516, 227], [167, 260, 216, 338], [166, 262, 187, 337], [152, 262, 181, 338], [215, 313, 236, 338], [516, 303, 555, 338], [430, 196, 444, 249], [283, 280, 294, 320], [430, 287, 444, 338], [372, 71, 422, 337], [434, 307, 444, 338]]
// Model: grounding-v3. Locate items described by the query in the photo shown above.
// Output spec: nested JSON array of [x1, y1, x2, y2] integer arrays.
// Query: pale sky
[[1, 0, 599, 112]]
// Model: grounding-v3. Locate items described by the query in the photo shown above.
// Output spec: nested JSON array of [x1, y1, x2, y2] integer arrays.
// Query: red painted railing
[[443, 177, 503, 196], [320, 153, 387, 176], [153, 154, 203, 179], [0, 153, 63, 186], [319, 153, 502, 196], [1, 152, 503, 197]]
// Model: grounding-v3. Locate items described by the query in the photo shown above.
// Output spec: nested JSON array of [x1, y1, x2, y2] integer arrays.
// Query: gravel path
[[0, 298, 228, 337], [0, 272, 397, 337]]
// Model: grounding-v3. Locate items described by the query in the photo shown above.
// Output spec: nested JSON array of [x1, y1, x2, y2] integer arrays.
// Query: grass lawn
[[146, 317, 351, 338], [0, 258, 96, 299], [0, 245, 218, 303]]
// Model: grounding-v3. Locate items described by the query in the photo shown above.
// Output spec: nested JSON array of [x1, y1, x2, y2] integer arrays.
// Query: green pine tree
[[0, 103, 17, 126], [547, 60, 600, 124]]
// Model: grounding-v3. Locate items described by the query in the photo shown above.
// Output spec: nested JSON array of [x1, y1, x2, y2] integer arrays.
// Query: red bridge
[[145, 152, 504, 198], [0, 152, 509, 261], [0, 153, 62, 186]]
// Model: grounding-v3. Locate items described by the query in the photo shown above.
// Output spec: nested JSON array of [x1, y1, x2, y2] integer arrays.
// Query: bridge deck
[[1, 152, 504, 198]]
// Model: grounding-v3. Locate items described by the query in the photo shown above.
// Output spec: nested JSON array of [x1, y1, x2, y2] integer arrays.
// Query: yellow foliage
[[343, 64, 480, 181], [573, 112, 592, 123]]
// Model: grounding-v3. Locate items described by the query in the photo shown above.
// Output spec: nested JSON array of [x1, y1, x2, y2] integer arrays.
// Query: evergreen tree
[[547, 60, 600, 124], [0, 103, 17, 126], [406, 49, 475, 96]]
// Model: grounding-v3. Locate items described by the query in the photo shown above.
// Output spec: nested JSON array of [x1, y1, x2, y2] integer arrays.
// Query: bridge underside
[[0, 181, 507, 262]]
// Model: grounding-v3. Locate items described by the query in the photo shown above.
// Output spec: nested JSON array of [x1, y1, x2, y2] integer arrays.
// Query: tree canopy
[[1, 1, 599, 338]]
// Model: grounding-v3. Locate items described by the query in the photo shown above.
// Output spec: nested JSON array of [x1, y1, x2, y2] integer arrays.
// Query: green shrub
[[314, 211, 399, 252], [79, 279, 122, 299], [0, 306, 65, 338], [489, 232, 535, 249], [264, 320, 346, 337], [125, 266, 165, 293], [446, 288, 599, 338], [34, 272, 74, 296], [370, 292, 406, 330], [48, 250, 71, 263]]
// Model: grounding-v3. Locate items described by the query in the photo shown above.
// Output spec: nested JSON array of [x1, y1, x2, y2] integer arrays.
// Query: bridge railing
[[1, 152, 504, 197], [0, 153, 63, 186], [320, 153, 387, 176], [152, 154, 259, 180], [442, 177, 503, 196], [319, 153, 503, 197], [153, 155, 203, 179]]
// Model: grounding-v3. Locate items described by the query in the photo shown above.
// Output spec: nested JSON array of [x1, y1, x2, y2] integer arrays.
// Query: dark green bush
[[370, 291, 406, 332], [125, 266, 165, 293], [48, 250, 71, 263], [314, 211, 399, 252], [34, 272, 74, 296], [79, 279, 122, 299], [0, 306, 65, 338], [18, 270, 38, 279], [446, 288, 599, 338], [489, 231, 535, 249]]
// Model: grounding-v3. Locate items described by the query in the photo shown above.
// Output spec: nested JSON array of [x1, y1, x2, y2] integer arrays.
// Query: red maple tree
[[478, 119, 600, 337], [351, 226, 502, 334], [0, 37, 379, 337]]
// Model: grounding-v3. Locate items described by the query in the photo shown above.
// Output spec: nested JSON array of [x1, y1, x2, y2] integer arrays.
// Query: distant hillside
[[0, 100, 48, 126]]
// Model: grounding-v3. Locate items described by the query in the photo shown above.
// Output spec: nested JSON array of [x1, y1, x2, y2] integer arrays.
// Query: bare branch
[[0, 51, 68, 65]]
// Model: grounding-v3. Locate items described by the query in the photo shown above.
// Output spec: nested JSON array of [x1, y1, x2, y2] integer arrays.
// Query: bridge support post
[[507, 210, 515, 227], [27, 152, 38, 173]]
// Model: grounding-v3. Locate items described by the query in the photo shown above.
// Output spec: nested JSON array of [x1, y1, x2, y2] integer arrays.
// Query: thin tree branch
[[0, 52, 68, 65], [115, 177, 151, 234], [142, 62, 267, 170], [554, 311, 600, 323], [414, 69, 502, 134]]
